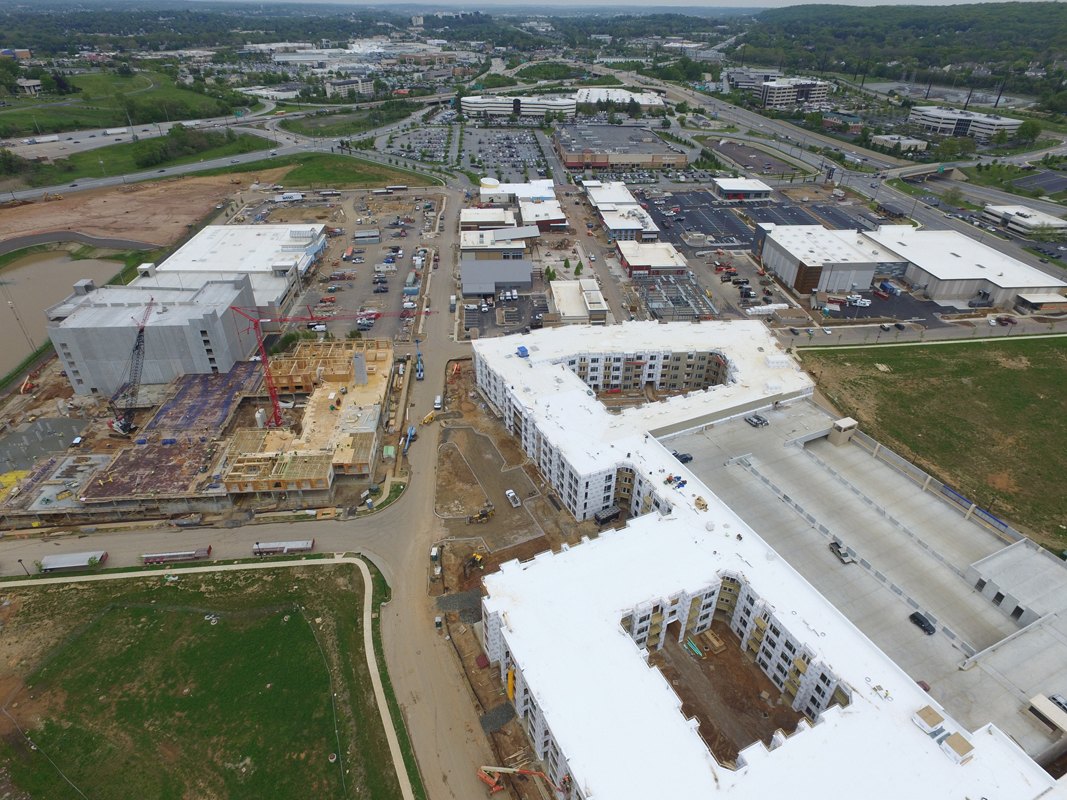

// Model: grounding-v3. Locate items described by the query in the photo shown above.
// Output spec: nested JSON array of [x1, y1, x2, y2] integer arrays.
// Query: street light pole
[[17, 559, 28, 576]]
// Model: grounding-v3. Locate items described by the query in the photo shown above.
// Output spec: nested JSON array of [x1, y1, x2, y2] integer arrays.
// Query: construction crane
[[230, 306, 437, 427], [109, 297, 155, 435], [476, 765, 571, 796]]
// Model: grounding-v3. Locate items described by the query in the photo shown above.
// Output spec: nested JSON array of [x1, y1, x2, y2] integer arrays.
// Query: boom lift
[[109, 298, 154, 435], [477, 765, 571, 796]]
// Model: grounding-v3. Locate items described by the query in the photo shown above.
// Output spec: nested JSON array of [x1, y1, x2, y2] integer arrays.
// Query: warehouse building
[[475, 321, 1058, 800], [615, 240, 688, 277], [461, 94, 575, 118], [982, 205, 1067, 237], [753, 223, 903, 293], [46, 277, 256, 397], [863, 225, 1067, 307], [518, 198, 568, 232], [712, 178, 772, 202], [459, 227, 538, 295], [553, 125, 686, 171], [908, 106, 1022, 141], [459, 208, 518, 231]]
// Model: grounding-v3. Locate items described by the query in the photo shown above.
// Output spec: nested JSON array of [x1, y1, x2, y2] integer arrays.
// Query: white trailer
[[252, 540, 315, 556], [103, 128, 128, 136], [39, 551, 108, 573]]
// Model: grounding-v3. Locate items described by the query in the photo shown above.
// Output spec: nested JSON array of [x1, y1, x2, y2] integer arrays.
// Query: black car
[[909, 612, 936, 635], [672, 451, 693, 464], [373, 286, 389, 293], [895, 322, 907, 330], [789, 327, 801, 336]]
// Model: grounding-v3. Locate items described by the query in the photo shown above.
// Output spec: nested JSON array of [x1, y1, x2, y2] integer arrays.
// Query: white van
[[434, 395, 442, 410]]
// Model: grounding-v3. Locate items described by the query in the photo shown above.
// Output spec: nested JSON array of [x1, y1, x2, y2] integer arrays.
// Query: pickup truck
[[829, 541, 855, 564]]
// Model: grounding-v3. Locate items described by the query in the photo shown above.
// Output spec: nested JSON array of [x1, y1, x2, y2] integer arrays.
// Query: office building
[[908, 107, 1022, 141]]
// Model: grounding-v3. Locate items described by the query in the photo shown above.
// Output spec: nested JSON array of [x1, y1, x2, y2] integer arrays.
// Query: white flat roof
[[865, 226, 1067, 289], [550, 278, 605, 320], [480, 179, 555, 202], [601, 207, 659, 233], [460, 208, 517, 226], [484, 519, 1054, 800], [585, 181, 638, 209], [714, 178, 772, 193], [763, 224, 878, 265], [985, 205, 1067, 229], [519, 199, 567, 224], [479, 321, 1055, 800], [460, 229, 536, 249], [132, 270, 290, 310], [473, 321, 810, 475], [163, 224, 326, 273], [573, 87, 665, 107], [52, 281, 247, 331], [617, 240, 687, 269]]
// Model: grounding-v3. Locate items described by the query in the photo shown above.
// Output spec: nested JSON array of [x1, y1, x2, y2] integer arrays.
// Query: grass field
[[0, 561, 412, 800], [802, 337, 1067, 543], [198, 152, 440, 188], [20, 133, 269, 188], [0, 73, 236, 138], [280, 102, 423, 139]]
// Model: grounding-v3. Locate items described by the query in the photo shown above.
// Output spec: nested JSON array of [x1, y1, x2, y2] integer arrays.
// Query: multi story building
[[476, 322, 1058, 800], [722, 67, 783, 93], [760, 78, 829, 109], [459, 227, 539, 295], [908, 106, 1022, 141], [871, 134, 928, 152], [472, 321, 812, 522]]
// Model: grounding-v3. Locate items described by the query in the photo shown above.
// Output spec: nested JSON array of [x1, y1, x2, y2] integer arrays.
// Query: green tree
[[805, 111, 824, 127], [575, 261, 584, 276], [563, 257, 571, 271], [992, 129, 1010, 146], [661, 118, 671, 129], [942, 186, 964, 206], [1017, 119, 1042, 143]]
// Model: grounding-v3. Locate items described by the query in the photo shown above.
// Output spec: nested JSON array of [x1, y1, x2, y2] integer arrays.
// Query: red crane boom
[[230, 305, 436, 427]]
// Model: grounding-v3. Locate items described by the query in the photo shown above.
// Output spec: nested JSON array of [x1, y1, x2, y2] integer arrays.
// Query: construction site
[[0, 337, 410, 527]]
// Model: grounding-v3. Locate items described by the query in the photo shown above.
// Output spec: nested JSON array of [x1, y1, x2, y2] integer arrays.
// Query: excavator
[[477, 765, 571, 796], [462, 553, 485, 578], [467, 508, 494, 525]]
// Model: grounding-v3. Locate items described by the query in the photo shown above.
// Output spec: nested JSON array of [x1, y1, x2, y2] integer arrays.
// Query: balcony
[[792, 658, 808, 675], [753, 617, 767, 631], [751, 627, 765, 641]]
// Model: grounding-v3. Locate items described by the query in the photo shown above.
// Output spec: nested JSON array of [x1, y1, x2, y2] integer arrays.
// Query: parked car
[[373, 286, 389, 293], [909, 612, 936, 636], [880, 323, 892, 331], [789, 327, 801, 335], [671, 450, 693, 464], [745, 415, 769, 428], [894, 322, 907, 330], [822, 327, 832, 335], [829, 541, 855, 564], [505, 489, 521, 508]]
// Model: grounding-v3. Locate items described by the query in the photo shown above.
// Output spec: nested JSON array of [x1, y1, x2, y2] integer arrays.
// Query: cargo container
[[103, 128, 128, 136], [343, 247, 354, 261]]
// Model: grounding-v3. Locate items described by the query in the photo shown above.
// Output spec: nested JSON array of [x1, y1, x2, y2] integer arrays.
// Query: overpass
[[888, 162, 969, 181]]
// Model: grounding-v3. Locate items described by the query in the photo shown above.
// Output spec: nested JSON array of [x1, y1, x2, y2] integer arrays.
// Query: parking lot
[[384, 124, 452, 165], [458, 128, 546, 183], [805, 203, 864, 230], [460, 292, 549, 337], [650, 192, 754, 247], [746, 203, 822, 227]]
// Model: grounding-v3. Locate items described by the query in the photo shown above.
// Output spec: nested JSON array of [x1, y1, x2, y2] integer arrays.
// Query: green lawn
[[68, 72, 155, 100], [0, 72, 236, 138], [803, 338, 1067, 543], [281, 102, 423, 139], [21, 133, 269, 188], [2, 562, 412, 800], [198, 152, 440, 188]]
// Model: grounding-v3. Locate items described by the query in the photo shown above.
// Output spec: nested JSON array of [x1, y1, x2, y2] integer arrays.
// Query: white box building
[[754, 223, 894, 293], [461, 94, 575, 118], [982, 205, 1067, 237], [477, 322, 1059, 800], [46, 277, 256, 396]]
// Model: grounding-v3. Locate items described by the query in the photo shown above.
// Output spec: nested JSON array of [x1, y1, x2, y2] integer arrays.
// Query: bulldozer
[[467, 508, 494, 525], [462, 553, 485, 578]]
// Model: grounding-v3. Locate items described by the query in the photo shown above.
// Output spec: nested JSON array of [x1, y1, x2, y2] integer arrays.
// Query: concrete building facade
[[461, 95, 575, 118], [553, 125, 686, 171], [47, 277, 256, 397], [761, 78, 830, 109]]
